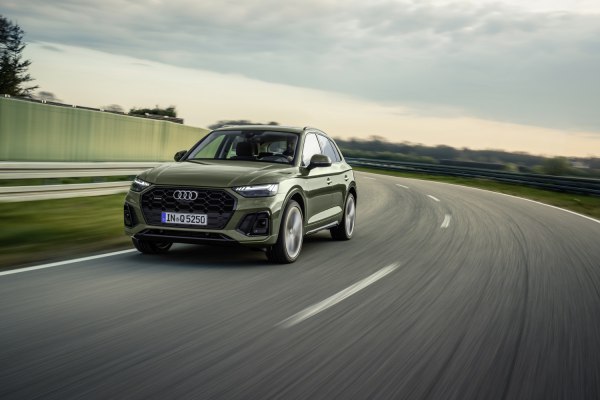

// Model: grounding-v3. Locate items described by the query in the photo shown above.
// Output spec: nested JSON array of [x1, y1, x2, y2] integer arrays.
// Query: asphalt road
[[1, 172, 599, 399]]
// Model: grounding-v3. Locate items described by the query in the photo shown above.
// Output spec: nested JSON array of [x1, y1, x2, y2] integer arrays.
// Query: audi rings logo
[[173, 190, 198, 201]]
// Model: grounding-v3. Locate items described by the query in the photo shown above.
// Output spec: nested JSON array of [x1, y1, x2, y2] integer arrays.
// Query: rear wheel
[[132, 238, 172, 254], [266, 200, 303, 263], [331, 192, 356, 240]]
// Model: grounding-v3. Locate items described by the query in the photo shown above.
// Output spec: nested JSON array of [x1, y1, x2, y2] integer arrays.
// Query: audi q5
[[123, 125, 357, 263]]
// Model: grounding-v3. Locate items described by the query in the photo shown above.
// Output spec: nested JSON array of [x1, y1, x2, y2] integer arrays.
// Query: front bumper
[[124, 186, 285, 246]]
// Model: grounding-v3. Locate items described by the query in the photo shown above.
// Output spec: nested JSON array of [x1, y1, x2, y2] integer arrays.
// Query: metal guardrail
[[1, 159, 599, 202], [0, 182, 132, 202], [0, 162, 158, 202], [0, 162, 160, 179], [346, 158, 600, 196]]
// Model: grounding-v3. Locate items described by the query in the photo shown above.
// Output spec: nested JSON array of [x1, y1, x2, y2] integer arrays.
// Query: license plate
[[161, 212, 207, 225]]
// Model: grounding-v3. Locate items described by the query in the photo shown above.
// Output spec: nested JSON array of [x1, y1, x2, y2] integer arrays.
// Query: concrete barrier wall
[[0, 97, 208, 161]]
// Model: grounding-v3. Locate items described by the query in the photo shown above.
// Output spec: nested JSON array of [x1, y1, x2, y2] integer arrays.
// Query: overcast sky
[[2, 0, 600, 156]]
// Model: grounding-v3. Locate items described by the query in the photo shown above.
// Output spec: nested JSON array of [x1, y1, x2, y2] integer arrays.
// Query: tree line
[[334, 136, 600, 177]]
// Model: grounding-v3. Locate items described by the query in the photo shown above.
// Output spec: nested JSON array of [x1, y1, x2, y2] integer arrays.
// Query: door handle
[[344, 175, 349, 181], [326, 178, 332, 185]]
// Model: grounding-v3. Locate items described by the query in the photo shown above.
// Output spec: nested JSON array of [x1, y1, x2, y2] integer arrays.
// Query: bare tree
[[35, 91, 61, 102], [103, 104, 124, 113], [208, 120, 280, 129]]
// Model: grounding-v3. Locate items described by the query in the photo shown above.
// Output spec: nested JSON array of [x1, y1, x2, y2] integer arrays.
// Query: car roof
[[211, 125, 327, 136]]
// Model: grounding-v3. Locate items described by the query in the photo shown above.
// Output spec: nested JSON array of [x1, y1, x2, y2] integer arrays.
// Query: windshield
[[186, 130, 299, 164]]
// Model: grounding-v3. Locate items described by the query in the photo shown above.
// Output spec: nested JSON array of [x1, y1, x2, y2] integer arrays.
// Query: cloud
[[27, 42, 600, 157], [2, 0, 600, 132], [37, 43, 63, 52]]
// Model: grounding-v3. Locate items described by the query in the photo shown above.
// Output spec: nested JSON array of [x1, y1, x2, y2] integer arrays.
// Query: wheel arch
[[285, 187, 306, 222], [348, 182, 357, 204]]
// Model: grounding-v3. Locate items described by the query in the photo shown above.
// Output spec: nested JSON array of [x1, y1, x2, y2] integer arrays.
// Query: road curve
[[1, 172, 599, 399]]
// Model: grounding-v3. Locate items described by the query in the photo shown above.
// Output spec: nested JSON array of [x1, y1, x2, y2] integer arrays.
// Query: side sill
[[305, 221, 339, 236]]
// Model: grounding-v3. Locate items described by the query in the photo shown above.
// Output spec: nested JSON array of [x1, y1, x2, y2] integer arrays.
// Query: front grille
[[141, 187, 236, 229]]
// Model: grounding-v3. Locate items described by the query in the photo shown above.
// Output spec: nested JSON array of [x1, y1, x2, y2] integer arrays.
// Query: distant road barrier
[[1, 159, 599, 202], [0, 96, 207, 162], [0, 162, 158, 202], [0, 182, 132, 202], [0, 162, 160, 179], [346, 158, 600, 196]]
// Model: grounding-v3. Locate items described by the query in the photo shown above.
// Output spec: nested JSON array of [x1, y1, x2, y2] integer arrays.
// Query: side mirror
[[307, 154, 332, 170], [174, 150, 187, 161]]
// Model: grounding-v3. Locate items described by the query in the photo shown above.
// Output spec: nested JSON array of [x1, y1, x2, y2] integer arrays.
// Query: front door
[[301, 133, 339, 228]]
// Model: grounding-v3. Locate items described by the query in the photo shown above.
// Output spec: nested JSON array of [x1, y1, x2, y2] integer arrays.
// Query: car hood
[[139, 160, 297, 188]]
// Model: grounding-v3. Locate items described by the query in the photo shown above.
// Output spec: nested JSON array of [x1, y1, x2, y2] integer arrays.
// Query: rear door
[[317, 134, 348, 211]]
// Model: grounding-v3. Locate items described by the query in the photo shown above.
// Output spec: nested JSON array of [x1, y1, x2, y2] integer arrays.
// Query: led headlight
[[131, 177, 151, 192], [233, 183, 278, 197]]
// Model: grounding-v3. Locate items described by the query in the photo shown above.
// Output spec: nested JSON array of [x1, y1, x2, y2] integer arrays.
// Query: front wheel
[[132, 238, 172, 254], [331, 192, 356, 240], [266, 200, 303, 263]]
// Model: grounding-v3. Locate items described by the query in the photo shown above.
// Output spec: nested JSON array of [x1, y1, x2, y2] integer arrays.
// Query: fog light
[[237, 212, 270, 236], [252, 215, 269, 235]]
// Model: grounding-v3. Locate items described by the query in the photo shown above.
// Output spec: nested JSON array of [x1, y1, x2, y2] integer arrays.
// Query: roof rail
[[304, 126, 326, 134]]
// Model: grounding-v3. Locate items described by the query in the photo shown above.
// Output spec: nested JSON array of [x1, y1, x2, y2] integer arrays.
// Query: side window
[[330, 138, 343, 162], [317, 135, 340, 163], [302, 134, 322, 166]]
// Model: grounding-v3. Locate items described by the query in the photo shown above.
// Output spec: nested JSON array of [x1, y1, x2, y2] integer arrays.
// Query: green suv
[[123, 125, 357, 263]]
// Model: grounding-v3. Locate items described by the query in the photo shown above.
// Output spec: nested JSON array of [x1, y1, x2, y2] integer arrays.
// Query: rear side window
[[317, 135, 341, 163], [302, 134, 322, 166]]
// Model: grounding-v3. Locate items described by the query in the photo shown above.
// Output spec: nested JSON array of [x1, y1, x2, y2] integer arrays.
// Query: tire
[[132, 238, 172, 254], [331, 192, 356, 241], [266, 200, 303, 263]]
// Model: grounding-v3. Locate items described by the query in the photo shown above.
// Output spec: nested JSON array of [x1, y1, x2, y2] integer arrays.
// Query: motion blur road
[[1, 172, 599, 399]]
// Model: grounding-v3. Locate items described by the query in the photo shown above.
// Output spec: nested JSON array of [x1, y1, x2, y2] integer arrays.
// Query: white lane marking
[[0, 249, 137, 277], [399, 177, 600, 225], [496, 193, 600, 225], [427, 195, 440, 202], [362, 176, 376, 180], [278, 263, 400, 328], [395, 183, 409, 189], [441, 214, 452, 229]]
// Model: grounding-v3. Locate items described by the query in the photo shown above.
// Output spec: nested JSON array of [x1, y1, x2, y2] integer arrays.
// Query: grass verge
[[0, 194, 131, 269], [355, 167, 600, 220]]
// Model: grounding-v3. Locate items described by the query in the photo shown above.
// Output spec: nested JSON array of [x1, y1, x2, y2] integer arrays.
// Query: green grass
[[356, 167, 600, 219], [0, 194, 131, 269]]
